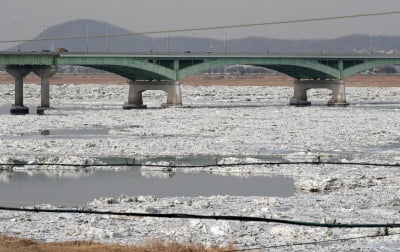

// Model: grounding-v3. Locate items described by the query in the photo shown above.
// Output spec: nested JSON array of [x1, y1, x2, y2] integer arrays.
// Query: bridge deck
[[61, 52, 400, 59], [1, 51, 400, 80], [2, 51, 400, 58]]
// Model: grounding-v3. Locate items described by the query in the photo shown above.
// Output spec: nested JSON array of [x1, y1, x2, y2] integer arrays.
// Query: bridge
[[1, 51, 400, 114]]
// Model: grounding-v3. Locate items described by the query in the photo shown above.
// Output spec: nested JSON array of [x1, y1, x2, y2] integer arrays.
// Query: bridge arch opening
[[142, 90, 168, 108], [200, 64, 277, 76], [306, 88, 337, 105], [123, 80, 182, 109], [352, 64, 398, 76], [289, 79, 347, 106], [57, 65, 109, 75], [183, 64, 297, 87], [179, 58, 339, 80], [344, 61, 400, 79]]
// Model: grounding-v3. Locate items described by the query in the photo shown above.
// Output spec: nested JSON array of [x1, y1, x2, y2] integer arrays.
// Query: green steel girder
[[178, 58, 339, 80], [3, 53, 400, 82], [263, 65, 333, 80], [86, 65, 166, 81], [0, 54, 56, 65], [56, 56, 176, 80], [343, 60, 364, 69], [343, 58, 400, 78], [179, 59, 205, 70]]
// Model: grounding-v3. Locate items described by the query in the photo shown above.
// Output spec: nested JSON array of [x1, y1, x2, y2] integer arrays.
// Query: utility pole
[[266, 37, 270, 53], [41, 25, 48, 51], [320, 39, 324, 54], [151, 35, 154, 52], [224, 32, 227, 53], [14, 22, 21, 52], [107, 25, 110, 52], [86, 23, 89, 52], [167, 33, 170, 53], [150, 18, 155, 52]]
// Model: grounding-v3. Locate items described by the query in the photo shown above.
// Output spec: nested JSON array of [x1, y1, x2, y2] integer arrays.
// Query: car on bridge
[[56, 48, 68, 53]]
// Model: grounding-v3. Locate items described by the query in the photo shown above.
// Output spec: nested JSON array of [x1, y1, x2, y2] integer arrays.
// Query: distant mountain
[[8, 19, 400, 53], [11, 19, 148, 52]]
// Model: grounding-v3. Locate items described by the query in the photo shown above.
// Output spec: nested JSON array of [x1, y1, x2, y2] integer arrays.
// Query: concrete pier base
[[289, 80, 348, 106], [33, 65, 57, 112], [6, 66, 31, 115], [123, 81, 182, 109], [10, 106, 30, 115]]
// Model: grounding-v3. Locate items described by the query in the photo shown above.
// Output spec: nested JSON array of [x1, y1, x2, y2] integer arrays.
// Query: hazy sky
[[1, 0, 400, 49]]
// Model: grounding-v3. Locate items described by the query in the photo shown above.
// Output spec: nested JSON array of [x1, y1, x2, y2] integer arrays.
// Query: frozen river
[[0, 83, 400, 251]]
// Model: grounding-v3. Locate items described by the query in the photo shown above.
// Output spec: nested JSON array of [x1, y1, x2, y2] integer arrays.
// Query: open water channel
[[0, 123, 294, 207], [0, 168, 293, 207]]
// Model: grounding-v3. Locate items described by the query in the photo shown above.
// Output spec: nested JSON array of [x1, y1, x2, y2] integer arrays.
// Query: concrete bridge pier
[[123, 80, 182, 109], [289, 80, 348, 106], [33, 66, 57, 114], [6, 66, 31, 114]]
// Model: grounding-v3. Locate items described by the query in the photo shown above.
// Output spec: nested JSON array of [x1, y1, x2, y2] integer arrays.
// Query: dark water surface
[[0, 168, 294, 207]]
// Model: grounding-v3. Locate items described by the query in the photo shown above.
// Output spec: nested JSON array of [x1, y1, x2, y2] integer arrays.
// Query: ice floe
[[0, 83, 400, 250]]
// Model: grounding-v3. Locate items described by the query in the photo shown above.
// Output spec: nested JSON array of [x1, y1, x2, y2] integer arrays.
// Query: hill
[[7, 19, 400, 53]]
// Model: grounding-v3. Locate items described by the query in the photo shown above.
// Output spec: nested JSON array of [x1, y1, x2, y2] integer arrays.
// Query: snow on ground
[[0, 83, 400, 250]]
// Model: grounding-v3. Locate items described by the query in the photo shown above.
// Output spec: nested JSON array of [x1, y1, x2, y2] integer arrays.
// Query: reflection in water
[[0, 168, 294, 207], [40, 129, 50, 135], [0, 105, 42, 115], [141, 170, 176, 179], [98, 154, 291, 167], [0, 169, 96, 183]]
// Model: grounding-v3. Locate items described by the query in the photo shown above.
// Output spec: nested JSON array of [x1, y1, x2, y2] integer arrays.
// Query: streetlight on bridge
[[106, 25, 110, 52], [41, 25, 48, 51], [13, 22, 22, 52], [86, 23, 89, 52], [224, 31, 227, 53]]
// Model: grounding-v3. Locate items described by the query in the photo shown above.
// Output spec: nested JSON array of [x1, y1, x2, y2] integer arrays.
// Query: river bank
[[0, 73, 400, 87]]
